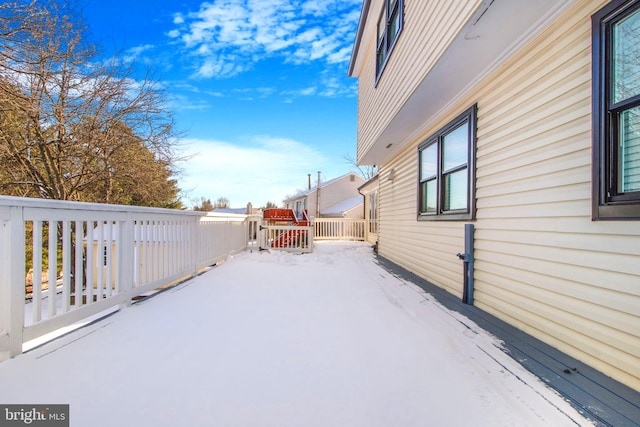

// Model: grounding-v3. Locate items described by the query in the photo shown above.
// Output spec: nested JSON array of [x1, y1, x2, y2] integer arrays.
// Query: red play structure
[[262, 208, 310, 248]]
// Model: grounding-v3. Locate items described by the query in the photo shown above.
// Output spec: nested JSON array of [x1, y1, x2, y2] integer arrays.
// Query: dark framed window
[[376, 0, 404, 84], [418, 105, 477, 221], [592, 0, 640, 220]]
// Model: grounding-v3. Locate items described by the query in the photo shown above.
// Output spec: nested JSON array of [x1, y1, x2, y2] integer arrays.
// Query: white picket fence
[[0, 196, 254, 361], [314, 218, 367, 241], [258, 224, 314, 253], [256, 219, 367, 253]]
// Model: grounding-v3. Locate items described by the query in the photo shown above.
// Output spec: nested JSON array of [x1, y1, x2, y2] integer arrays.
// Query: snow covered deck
[[0, 242, 595, 426]]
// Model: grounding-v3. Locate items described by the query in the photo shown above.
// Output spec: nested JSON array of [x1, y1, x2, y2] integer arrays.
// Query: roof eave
[[358, 0, 577, 166], [347, 0, 372, 78]]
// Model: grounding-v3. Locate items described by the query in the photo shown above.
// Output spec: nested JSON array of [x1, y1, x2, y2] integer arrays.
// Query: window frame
[[375, 0, 404, 85], [368, 190, 379, 234], [417, 105, 477, 221], [592, 0, 640, 220]]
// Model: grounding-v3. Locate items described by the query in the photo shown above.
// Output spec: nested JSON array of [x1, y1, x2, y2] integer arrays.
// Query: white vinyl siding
[[379, 137, 466, 298], [355, 0, 482, 163], [375, 0, 640, 391]]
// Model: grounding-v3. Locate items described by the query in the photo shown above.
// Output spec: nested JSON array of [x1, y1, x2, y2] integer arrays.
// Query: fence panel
[[0, 196, 253, 361], [314, 218, 366, 241], [0, 199, 373, 362], [259, 225, 314, 253]]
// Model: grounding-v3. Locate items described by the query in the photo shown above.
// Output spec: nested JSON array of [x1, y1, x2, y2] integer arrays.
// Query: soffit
[[361, 0, 577, 166]]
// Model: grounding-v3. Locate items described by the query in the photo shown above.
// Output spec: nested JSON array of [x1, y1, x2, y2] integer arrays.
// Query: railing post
[[118, 212, 135, 308], [364, 219, 370, 242], [0, 206, 25, 360], [191, 216, 200, 275]]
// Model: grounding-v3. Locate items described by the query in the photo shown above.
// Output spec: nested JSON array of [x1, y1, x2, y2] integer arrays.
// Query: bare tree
[[263, 201, 278, 209], [343, 153, 378, 181], [193, 197, 213, 211], [214, 197, 230, 209], [0, 0, 181, 205]]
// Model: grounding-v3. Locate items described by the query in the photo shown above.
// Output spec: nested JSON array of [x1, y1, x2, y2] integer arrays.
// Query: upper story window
[[376, 0, 404, 84], [592, 0, 640, 220], [418, 105, 477, 221]]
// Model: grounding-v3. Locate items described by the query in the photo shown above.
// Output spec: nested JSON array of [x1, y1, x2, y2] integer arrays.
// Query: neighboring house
[[211, 203, 258, 216], [284, 172, 365, 219], [358, 175, 379, 244], [321, 196, 364, 218], [348, 0, 640, 393]]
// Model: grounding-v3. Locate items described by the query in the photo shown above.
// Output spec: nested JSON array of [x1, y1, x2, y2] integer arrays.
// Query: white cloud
[[317, 72, 357, 98], [299, 87, 316, 96], [169, 0, 362, 79], [167, 90, 211, 111], [173, 13, 185, 25], [196, 54, 248, 78], [281, 86, 317, 98], [179, 136, 339, 207], [120, 44, 156, 65]]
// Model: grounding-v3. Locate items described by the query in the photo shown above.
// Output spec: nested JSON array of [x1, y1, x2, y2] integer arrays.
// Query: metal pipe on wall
[[457, 223, 474, 305]]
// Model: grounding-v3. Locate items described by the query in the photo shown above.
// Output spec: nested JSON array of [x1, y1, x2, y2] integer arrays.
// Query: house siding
[[284, 173, 365, 218], [355, 0, 482, 163], [378, 127, 466, 299], [375, 0, 640, 391], [318, 174, 364, 213]]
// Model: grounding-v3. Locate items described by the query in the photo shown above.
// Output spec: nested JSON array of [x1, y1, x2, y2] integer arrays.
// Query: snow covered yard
[[0, 242, 592, 426]]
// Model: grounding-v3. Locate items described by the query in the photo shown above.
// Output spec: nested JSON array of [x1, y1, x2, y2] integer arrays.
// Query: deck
[[0, 242, 599, 427], [0, 190, 636, 426], [375, 256, 640, 427]]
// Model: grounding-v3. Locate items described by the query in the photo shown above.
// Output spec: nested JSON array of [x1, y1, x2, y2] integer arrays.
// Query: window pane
[[389, 4, 401, 46], [377, 49, 385, 72], [377, 12, 386, 47], [443, 121, 468, 171], [444, 169, 467, 211], [421, 180, 437, 213], [619, 106, 640, 192], [613, 8, 640, 103], [420, 143, 437, 180]]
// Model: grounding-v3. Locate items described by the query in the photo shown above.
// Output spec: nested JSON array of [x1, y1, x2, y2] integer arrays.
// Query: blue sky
[[82, 0, 363, 208]]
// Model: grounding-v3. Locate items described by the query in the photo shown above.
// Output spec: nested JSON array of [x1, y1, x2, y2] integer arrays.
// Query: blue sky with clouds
[[82, 0, 363, 208]]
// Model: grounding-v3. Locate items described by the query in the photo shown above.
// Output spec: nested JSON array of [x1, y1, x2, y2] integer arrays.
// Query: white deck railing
[[0, 198, 370, 362], [259, 224, 314, 253], [314, 218, 367, 241], [257, 218, 367, 252], [0, 197, 252, 361]]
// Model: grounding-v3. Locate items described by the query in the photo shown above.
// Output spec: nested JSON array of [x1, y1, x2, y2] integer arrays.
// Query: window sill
[[417, 212, 475, 222], [592, 203, 640, 221]]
